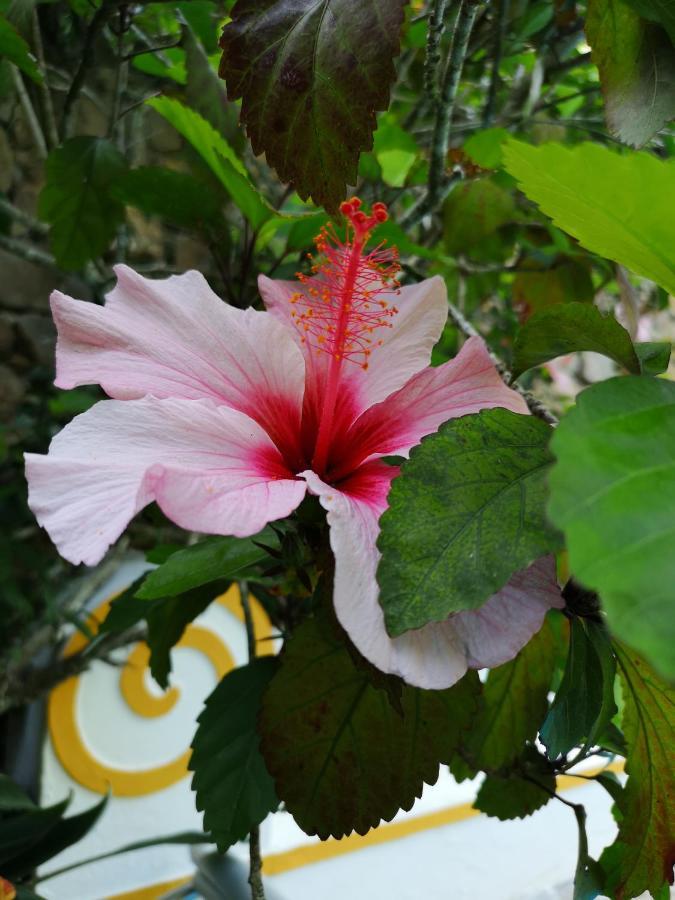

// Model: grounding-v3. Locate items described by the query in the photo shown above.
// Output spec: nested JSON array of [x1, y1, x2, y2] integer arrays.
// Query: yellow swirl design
[[48, 584, 272, 796]]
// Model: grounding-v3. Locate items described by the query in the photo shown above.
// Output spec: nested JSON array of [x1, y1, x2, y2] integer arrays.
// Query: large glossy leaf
[[189, 658, 279, 851], [0, 14, 41, 83], [512, 302, 646, 379], [259, 610, 480, 839], [586, 0, 675, 146], [378, 409, 561, 637], [219, 0, 407, 211], [147, 96, 273, 228], [600, 643, 675, 899], [549, 376, 675, 681], [462, 618, 556, 771], [502, 140, 675, 295], [38, 137, 128, 270], [540, 618, 617, 759]]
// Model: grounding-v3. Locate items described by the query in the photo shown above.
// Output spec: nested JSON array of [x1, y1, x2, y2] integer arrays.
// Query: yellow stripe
[[106, 875, 191, 900], [262, 761, 624, 876]]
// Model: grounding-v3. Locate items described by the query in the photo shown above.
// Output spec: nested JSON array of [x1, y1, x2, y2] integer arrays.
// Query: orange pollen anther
[[291, 198, 400, 371]]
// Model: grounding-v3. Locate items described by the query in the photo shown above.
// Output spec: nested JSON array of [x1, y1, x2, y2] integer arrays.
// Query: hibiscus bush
[[1, 0, 674, 898]]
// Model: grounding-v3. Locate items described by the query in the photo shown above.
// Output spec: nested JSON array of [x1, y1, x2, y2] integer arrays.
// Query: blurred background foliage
[[0, 0, 673, 735]]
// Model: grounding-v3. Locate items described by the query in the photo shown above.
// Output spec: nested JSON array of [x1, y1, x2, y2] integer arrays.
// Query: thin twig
[[0, 197, 48, 234], [424, 0, 449, 109], [482, 0, 509, 126], [0, 232, 55, 268], [445, 298, 558, 425], [240, 581, 266, 900], [32, 10, 59, 149], [11, 66, 48, 159]]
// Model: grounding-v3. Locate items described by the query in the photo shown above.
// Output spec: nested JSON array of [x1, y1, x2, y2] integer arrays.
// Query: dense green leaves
[[259, 611, 480, 839], [600, 643, 675, 899], [190, 658, 279, 851], [549, 376, 675, 680], [378, 409, 561, 637], [147, 96, 273, 227], [38, 137, 127, 269], [219, 0, 407, 210], [586, 0, 675, 146], [462, 619, 556, 771], [137, 531, 277, 599], [512, 302, 645, 378], [503, 140, 675, 295], [0, 14, 41, 82], [540, 619, 617, 759], [113, 167, 224, 231]]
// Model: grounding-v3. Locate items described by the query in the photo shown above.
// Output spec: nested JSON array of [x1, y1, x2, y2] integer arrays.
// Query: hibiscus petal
[[258, 274, 447, 431], [334, 336, 529, 474], [25, 397, 306, 566], [452, 556, 564, 669], [52, 266, 306, 467], [302, 464, 470, 690]]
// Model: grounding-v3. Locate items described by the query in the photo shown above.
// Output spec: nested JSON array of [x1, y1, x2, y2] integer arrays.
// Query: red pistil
[[290, 198, 399, 475]]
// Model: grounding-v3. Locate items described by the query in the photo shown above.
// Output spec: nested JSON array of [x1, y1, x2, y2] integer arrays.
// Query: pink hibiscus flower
[[25, 199, 562, 689]]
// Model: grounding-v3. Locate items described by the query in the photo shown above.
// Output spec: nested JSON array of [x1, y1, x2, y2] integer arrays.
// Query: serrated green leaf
[[463, 619, 556, 771], [512, 303, 641, 379], [586, 0, 675, 146], [189, 658, 279, 851], [540, 619, 617, 759], [38, 137, 127, 270], [463, 127, 510, 169], [219, 0, 407, 211], [502, 140, 675, 295], [443, 178, 516, 255], [112, 166, 223, 230], [136, 530, 277, 599], [378, 409, 561, 637], [474, 747, 555, 820], [0, 14, 42, 83], [599, 643, 675, 899], [147, 96, 273, 228], [549, 376, 675, 681], [259, 610, 480, 839]]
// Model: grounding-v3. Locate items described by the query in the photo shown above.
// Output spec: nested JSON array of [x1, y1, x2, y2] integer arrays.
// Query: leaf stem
[[11, 66, 47, 159], [482, 0, 509, 126], [240, 581, 266, 900], [424, 0, 450, 109]]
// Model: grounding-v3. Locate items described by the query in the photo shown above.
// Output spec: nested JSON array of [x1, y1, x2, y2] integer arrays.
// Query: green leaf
[[549, 376, 675, 680], [147, 96, 273, 228], [512, 259, 594, 318], [512, 303, 641, 379], [112, 167, 223, 230], [0, 775, 35, 812], [0, 14, 42, 83], [373, 120, 419, 187], [38, 137, 128, 270], [474, 748, 555, 820], [189, 658, 279, 851], [443, 178, 516, 255], [463, 127, 510, 169], [219, 0, 407, 211], [635, 341, 672, 376], [145, 582, 228, 689], [133, 47, 187, 84], [259, 610, 480, 839], [183, 22, 242, 141], [502, 140, 675, 295], [137, 530, 278, 599], [600, 643, 675, 899], [463, 619, 556, 771], [0, 798, 69, 867], [4, 795, 107, 879], [377, 409, 561, 637], [540, 619, 617, 759], [624, 0, 675, 43], [586, 0, 675, 146]]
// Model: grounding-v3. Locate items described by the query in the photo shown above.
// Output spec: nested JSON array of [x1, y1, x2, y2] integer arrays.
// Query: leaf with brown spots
[[219, 0, 407, 211], [258, 609, 480, 839]]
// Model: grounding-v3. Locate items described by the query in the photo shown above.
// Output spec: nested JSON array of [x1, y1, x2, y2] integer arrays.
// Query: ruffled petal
[[302, 464, 469, 690], [258, 275, 448, 455], [25, 397, 306, 566], [332, 336, 529, 475], [452, 556, 564, 668], [52, 266, 306, 468]]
